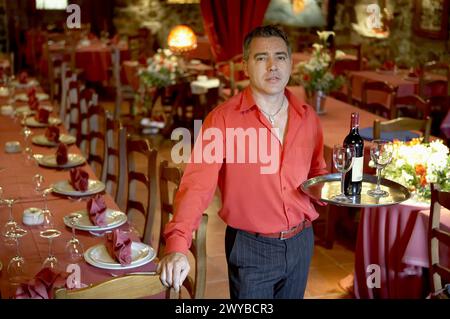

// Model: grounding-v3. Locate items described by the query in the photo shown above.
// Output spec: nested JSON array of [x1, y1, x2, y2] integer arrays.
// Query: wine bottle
[[343, 112, 364, 196]]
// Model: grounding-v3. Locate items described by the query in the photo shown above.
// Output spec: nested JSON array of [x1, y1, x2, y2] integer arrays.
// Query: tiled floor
[[102, 100, 356, 299]]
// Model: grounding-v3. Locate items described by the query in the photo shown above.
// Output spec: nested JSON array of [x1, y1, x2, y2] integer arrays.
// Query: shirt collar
[[239, 86, 307, 118]]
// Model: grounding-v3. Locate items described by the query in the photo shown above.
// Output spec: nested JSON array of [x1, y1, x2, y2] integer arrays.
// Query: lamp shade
[[167, 25, 197, 53]]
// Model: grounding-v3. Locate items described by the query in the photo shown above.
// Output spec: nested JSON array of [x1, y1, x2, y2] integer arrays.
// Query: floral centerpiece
[[381, 138, 450, 202], [138, 48, 183, 88], [293, 31, 346, 98]]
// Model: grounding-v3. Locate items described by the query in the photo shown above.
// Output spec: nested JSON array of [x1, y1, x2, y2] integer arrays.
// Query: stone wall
[[114, 0, 203, 50]]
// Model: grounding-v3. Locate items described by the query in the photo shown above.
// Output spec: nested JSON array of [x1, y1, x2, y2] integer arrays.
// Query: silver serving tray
[[300, 173, 411, 208]]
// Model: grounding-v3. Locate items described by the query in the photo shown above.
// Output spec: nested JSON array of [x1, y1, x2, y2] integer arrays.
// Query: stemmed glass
[[65, 213, 84, 263], [2, 198, 18, 245], [21, 125, 32, 159], [40, 229, 62, 270], [33, 174, 44, 195], [40, 188, 54, 229], [368, 139, 393, 197], [332, 144, 355, 203], [7, 227, 28, 282]]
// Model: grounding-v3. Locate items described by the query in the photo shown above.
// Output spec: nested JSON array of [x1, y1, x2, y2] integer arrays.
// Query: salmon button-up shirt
[[164, 87, 328, 254]]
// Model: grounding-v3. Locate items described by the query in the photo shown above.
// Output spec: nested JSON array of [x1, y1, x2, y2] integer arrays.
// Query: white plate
[[84, 242, 155, 270], [12, 79, 39, 88], [52, 179, 106, 197], [24, 116, 62, 127], [375, 69, 398, 75], [16, 105, 53, 115], [15, 93, 49, 102], [403, 76, 419, 82], [37, 153, 85, 168], [32, 134, 76, 146], [63, 209, 127, 231]]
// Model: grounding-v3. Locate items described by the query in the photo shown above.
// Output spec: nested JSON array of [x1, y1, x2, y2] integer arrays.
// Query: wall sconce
[[167, 25, 197, 54]]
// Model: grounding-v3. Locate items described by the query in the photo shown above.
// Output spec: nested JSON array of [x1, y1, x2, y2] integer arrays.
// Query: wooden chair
[[103, 114, 122, 202], [329, 72, 353, 104], [119, 134, 158, 246], [54, 274, 178, 299], [361, 80, 397, 119], [419, 61, 450, 98], [393, 95, 430, 119], [111, 46, 136, 119], [158, 160, 208, 299], [80, 105, 106, 180], [215, 54, 249, 101], [373, 117, 432, 143], [77, 88, 98, 151], [428, 184, 450, 298], [128, 28, 153, 61], [332, 43, 363, 75]]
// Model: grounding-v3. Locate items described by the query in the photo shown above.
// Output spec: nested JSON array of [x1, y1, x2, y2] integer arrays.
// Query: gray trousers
[[225, 225, 314, 299]]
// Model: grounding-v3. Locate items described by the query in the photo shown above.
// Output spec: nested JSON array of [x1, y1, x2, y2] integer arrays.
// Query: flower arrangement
[[381, 138, 450, 201], [293, 31, 345, 96], [138, 49, 183, 88]]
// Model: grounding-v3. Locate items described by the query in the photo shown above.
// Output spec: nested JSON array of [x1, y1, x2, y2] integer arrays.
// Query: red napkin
[[28, 95, 39, 110], [55, 143, 68, 165], [35, 107, 50, 123], [381, 60, 395, 71], [27, 87, 37, 98], [15, 267, 68, 299], [107, 229, 132, 265], [87, 195, 108, 226], [69, 168, 89, 192], [45, 125, 60, 143], [18, 71, 28, 84]]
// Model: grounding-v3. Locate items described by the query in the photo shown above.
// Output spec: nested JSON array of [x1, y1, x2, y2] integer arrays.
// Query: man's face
[[243, 36, 292, 97]]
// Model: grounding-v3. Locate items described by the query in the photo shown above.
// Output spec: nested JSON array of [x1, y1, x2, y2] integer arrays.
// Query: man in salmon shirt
[[158, 25, 327, 299]]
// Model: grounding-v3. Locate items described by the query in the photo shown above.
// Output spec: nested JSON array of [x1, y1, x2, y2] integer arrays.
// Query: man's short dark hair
[[243, 25, 291, 61]]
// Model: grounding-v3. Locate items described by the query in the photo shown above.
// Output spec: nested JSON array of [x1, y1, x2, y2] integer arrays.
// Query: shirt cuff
[[164, 234, 190, 256]]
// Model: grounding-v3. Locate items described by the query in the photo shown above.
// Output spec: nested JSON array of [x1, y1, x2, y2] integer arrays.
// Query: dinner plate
[[37, 153, 85, 168], [16, 105, 53, 115], [375, 69, 397, 75], [63, 209, 127, 231], [32, 134, 76, 146], [52, 179, 105, 197], [12, 79, 39, 88], [84, 242, 155, 270], [15, 93, 49, 102], [23, 116, 62, 127], [403, 76, 419, 82]]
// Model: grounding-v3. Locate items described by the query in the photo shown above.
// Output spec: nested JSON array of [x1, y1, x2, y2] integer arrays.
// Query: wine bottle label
[[352, 156, 364, 182]]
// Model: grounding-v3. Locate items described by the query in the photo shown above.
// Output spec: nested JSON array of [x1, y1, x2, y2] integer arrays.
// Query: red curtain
[[200, 0, 270, 63]]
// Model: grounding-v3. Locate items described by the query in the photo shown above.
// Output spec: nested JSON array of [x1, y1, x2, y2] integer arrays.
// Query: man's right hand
[[157, 252, 190, 292]]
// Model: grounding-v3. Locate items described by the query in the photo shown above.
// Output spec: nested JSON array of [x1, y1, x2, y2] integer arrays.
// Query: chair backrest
[[66, 80, 81, 135], [332, 43, 363, 74], [373, 117, 432, 143], [158, 160, 208, 299], [361, 80, 397, 119], [215, 54, 247, 99], [54, 274, 178, 299], [329, 72, 353, 104], [77, 88, 98, 151], [82, 105, 106, 180], [393, 94, 430, 119], [103, 114, 122, 202], [419, 61, 450, 98], [428, 184, 450, 297], [123, 136, 158, 246]]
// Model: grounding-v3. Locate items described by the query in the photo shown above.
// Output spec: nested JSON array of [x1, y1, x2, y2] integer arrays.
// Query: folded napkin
[[15, 267, 68, 299], [107, 229, 132, 265], [69, 167, 89, 192], [87, 195, 108, 226], [56, 143, 68, 165], [18, 71, 28, 84], [28, 95, 39, 111], [27, 87, 37, 98], [45, 125, 60, 143], [359, 127, 420, 142], [381, 60, 395, 71], [35, 107, 50, 123]]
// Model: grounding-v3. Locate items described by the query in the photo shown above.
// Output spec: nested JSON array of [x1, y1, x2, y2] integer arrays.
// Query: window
[[35, 0, 68, 10]]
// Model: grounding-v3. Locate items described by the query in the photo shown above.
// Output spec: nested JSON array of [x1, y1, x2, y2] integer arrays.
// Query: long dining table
[[0, 84, 158, 299]]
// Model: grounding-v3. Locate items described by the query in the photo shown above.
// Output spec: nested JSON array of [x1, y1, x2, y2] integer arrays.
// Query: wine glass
[[2, 198, 18, 245], [33, 174, 44, 194], [40, 229, 61, 270], [332, 144, 355, 203], [39, 187, 54, 229], [368, 139, 393, 197], [65, 213, 84, 263], [21, 125, 32, 159], [7, 227, 28, 283]]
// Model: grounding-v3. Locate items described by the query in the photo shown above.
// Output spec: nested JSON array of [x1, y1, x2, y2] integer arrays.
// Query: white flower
[[317, 31, 335, 42], [335, 50, 346, 60], [312, 43, 324, 52]]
